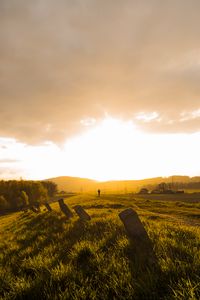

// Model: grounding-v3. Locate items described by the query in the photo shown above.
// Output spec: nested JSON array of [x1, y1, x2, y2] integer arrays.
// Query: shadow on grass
[[2, 213, 117, 276], [1, 212, 66, 271], [3, 208, 199, 300], [85, 203, 126, 209]]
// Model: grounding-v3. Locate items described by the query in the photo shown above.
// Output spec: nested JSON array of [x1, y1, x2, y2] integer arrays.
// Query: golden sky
[[0, 1, 200, 180]]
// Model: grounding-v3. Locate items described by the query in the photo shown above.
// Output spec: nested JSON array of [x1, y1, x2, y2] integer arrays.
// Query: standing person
[[98, 189, 101, 197]]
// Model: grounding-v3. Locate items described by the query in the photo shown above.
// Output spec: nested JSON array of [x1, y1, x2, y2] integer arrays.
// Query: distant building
[[151, 182, 178, 194], [138, 188, 149, 194], [151, 188, 182, 194]]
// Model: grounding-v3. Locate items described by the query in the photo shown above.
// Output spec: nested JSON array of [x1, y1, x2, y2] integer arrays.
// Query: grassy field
[[0, 193, 200, 299]]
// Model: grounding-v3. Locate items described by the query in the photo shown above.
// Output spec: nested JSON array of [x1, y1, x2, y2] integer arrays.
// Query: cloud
[[135, 112, 160, 123], [0, 159, 19, 163], [180, 109, 200, 122], [1, 0, 200, 144], [0, 166, 22, 179]]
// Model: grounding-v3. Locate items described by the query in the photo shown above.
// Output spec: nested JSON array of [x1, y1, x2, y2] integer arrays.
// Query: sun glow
[[1, 117, 200, 181], [61, 117, 200, 181]]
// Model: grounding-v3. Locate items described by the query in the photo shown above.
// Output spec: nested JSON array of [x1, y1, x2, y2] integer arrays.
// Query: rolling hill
[[45, 175, 200, 193]]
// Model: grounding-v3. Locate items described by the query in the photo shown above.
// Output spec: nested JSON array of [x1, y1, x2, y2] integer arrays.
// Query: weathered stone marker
[[119, 208, 157, 268], [58, 198, 73, 219], [73, 205, 91, 221], [119, 208, 149, 240], [45, 203, 52, 212]]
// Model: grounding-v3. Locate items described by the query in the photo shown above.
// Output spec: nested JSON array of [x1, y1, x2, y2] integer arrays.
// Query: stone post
[[74, 205, 91, 221], [119, 208, 157, 268], [58, 198, 73, 219], [45, 203, 52, 212], [119, 208, 149, 240]]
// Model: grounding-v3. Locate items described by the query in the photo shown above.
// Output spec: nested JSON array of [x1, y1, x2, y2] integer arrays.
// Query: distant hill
[[45, 176, 96, 193], [45, 176, 165, 193], [45, 175, 200, 193]]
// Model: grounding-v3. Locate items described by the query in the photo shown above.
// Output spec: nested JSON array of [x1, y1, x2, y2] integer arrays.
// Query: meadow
[[0, 193, 200, 299]]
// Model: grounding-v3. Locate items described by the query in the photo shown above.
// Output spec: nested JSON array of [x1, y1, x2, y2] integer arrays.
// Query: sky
[[0, 0, 200, 181]]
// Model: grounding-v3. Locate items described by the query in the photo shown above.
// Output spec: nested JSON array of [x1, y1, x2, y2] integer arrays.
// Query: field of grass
[[0, 193, 200, 299]]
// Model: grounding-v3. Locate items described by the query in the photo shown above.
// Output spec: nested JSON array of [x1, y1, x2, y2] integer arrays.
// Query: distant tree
[[0, 180, 52, 211], [36, 183, 48, 204], [42, 181, 57, 199], [0, 195, 9, 211], [28, 182, 48, 206], [158, 182, 168, 192], [18, 190, 29, 208]]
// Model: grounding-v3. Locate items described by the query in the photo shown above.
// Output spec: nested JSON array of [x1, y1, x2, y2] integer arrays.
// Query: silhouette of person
[[98, 189, 101, 197]]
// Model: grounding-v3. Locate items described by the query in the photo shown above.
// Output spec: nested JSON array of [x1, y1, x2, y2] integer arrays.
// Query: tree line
[[144, 181, 200, 191], [0, 180, 57, 212]]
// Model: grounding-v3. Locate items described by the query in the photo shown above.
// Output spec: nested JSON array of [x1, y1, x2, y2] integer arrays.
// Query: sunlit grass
[[0, 194, 200, 299]]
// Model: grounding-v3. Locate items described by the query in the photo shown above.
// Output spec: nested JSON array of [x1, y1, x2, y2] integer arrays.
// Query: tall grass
[[0, 194, 199, 299]]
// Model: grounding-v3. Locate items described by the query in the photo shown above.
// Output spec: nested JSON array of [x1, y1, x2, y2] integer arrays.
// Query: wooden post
[[74, 205, 91, 221], [45, 203, 52, 212], [58, 198, 73, 219]]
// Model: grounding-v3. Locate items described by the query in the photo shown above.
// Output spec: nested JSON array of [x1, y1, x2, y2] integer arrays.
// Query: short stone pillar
[[45, 203, 52, 212], [119, 208, 157, 268], [119, 208, 149, 240], [74, 205, 91, 221], [58, 198, 73, 219]]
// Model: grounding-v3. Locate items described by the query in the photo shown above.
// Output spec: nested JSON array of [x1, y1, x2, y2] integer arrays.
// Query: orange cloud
[[0, 0, 200, 144]]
